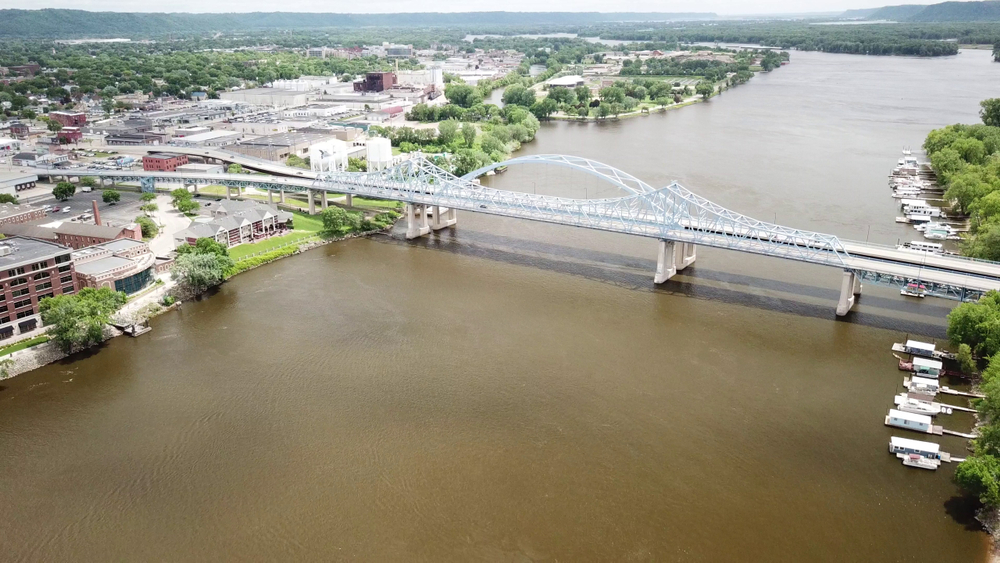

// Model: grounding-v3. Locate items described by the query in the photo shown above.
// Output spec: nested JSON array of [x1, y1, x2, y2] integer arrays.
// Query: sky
[[2, 0, 939, 16]]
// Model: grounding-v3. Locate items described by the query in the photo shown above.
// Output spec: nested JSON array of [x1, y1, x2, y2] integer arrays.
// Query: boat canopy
[[890, 436, 940, 453], [888, 409, 932, 424], [913, 357, 943, 370]]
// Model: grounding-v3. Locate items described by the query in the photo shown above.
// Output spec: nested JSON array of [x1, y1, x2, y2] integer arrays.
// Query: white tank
[[308, 139, 349, 172], [366, 137, 393, 171]]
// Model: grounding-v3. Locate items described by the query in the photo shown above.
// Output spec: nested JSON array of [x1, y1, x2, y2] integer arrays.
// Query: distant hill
[[908, 0, 1000, 21], [842, 1, 1000, 22], [0, 10, 718, 38]]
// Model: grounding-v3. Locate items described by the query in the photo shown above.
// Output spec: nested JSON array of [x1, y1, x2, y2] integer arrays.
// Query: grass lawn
[[351, 197, 403, 210], [0, 335, 50, 357], [196, 185, 230, 197], [229, 231, 318, 260]]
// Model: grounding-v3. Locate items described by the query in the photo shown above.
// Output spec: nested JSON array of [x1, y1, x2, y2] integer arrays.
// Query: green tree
[[46, 120, 62, 133], [227, 163, 243, 174], [0, 193, 17, 204], [502, 85, 536, 107], [574, 85, 592, 106], [53, 182, 75, 201], [955, 455, 1000, 507], [286, 154, 309, 169], [948, 291, 1000, 357], [529, 97, 558, 120], [102, 189, 121, 204], [444, 83, 482, 108], [598, 86, 625, 104], [134, 215, 158, 238], [963, 222, 1000, 261], [981, 98, 1000, 127], [140, 203, 159, 214], [140, 192, 157, 203], [957, 343, 978, 374], [460, 122, 477, 147], [320, 206, 361, 235], [177, 237, 230, 259], [451, 149, 492, 177], [172, 252, 231, 293], [101, 98, 114, 116], [696, 81, 715, 99], [39, 287, 128, 353], [0, 357, 13, 379], [80, 176, 97, 188], [177, 198, 200, 214], [437, 119, 459, 145]]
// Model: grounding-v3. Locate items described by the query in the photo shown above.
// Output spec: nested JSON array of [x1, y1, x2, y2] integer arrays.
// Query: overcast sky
[[4, 0, 937, 16]]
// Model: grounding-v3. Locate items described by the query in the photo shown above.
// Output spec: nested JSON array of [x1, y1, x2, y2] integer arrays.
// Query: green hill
[[864, 4, 931, 20], [907, 0, 1000, 21], [0, 10, 718, 38]]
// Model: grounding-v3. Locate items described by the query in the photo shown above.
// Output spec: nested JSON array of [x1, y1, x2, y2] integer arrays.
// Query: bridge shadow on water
[[375, 229, 948, 338]]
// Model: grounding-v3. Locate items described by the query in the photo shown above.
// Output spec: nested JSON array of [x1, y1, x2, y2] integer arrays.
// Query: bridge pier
[[279, 189, 285, 204], [406, 204, 431, 239], [321, 191, 328, 210], [267, 189, 273, 205], [836, 270, 862, 316], [346, 194, 353, 207], [675, 242, 696, 271], [654, 240, 677, 284], [308, 189, 316, 215], [430, 206, 457, 231]]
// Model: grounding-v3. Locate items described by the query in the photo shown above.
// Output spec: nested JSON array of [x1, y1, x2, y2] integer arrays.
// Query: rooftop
[[236, 131, 331, 148], [146, 152, 184, 160], [0, 237, 71, 269], [99, 238, 146, 253], [0, 203, 41, 220], [171, 130, 241, 143], [74, 255, 133, 276]]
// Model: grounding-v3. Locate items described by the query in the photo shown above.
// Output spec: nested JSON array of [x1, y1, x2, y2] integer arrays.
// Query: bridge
[[67, 153, 1000, 316]]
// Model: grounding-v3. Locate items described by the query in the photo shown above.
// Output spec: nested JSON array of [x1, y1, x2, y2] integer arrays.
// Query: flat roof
[[911, 376, 939, 386], [913, 357, 942, 368], [74, 255, 133, 275], [0, 203, 40, 219], [0, 236, 70, 269], [173, 130, 242, 142], [0, 170, 38, 183], [888, 409, 931, 423], [905, 340, 935, 351], [237, 131, 331, 148], [547, 75, 585, 86], [146, 152, 185, 159], [890, 436, 940, 452], [99, 238, 146, 253]]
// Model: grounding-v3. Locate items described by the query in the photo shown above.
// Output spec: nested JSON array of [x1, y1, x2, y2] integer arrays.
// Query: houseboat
[[904, 376, 941, 395], [898, 241, 944, 254], [884, 409, 941, 435], [892, 340, 957, 361], [889, 436, 943, 470], [914, 222, 957, 234]]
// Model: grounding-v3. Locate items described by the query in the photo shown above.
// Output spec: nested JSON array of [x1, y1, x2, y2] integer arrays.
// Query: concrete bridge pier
[[836, 270, 862, 316], [675, 242, 696, 271], [267, 189, 273, 205], [405, 204, 431, 239], [430, 206, 457, 231], [654, 240, 677, 284], [308, 189, 316, 214], [346, 194, 353, 207], [279, 189, 285, 203], [321, 191, 328, 210]]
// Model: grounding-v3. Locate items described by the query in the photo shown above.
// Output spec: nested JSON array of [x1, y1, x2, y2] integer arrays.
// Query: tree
[[134, 215, 158, 238], [320, 206, 361, 235], [80, 176, 97, 188], [227, 163, 244, 174], [502, 85, 536, 107], [287, 154, 309, 169], [948, 291, 1000, 357], [451, 149, 492, 177], [547, 87, 577, 106], [140, 203, 159, 214], [461, 122, 477, 147], [101, 98, 114, 116], [696, 81, 715, 99], [529, 97, 558, 120], [53, 182, 75, 201], [0, 193, 17, 204], [957, 343, 978, 374], [103, 189, 121, 204], [598, 86, 625, 104], [140, 192, 157, 203], [46, 120, 62, 133], [574, 85, 592, 106], [172, 252, 231, 293], [437, 119, 459, 145], [981, 98, 1000, 127], [177, 198, 200, 214], [0, 357, 13, 379], [39, 287, 128, 353], [177, 237, 230, 259], [955, 455, 1000, 507], [444, 83, 482, 108]]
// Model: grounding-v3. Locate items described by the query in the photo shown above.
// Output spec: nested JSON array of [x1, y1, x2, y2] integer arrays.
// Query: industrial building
[[220, 88, 310, 107], [169, 130, 242, 147], [354, 72, 396, 93], [143, 153, 189, 172], [72, 239, 156, 295], [227, 131, 332, 161], [0, 171, 39, 195], [49, 111, 87, 127]]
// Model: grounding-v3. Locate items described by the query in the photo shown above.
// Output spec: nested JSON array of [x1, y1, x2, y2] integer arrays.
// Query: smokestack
[[91, 200, 100, 226]]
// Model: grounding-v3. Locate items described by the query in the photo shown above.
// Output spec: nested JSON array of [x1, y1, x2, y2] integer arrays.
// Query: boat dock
[[942, 428, 977, 439], [891, 341, 956, 361]]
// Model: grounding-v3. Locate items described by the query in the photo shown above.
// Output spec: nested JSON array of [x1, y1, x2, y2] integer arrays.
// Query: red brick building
[[8, 122, 29, 138], [49, 111, 87, 127], [0, 236, 77, 340], [142, 153, 189, 171], [57, 127, 83, 143], [0, 222, 143, 250], [354, 72, 396, 92]]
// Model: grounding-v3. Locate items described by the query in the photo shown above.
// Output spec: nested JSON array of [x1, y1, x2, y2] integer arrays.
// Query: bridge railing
[[843, 239, 1000, 267]]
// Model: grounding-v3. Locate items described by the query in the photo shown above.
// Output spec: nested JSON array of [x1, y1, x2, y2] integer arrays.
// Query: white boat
[[893, 393, 953, 415], [923, 230, 949, 241], [901, 283, 926, 298], [902, 454, 940, 470], [904, 376, 940, 395], [898, 241, 944, 254], [914, 222, 956, 234]]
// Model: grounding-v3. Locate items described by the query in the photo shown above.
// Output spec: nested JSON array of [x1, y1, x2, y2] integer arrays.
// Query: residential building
[[72, 239, 156, 294], [0, 221, 142, 250], [0, 137, 22, 155], [56, 127, 83, 143], [105, 132, 169, 146], [174, 200, 293, 248], [0, 236, 77, 340], [354, 72, 395, 93], [49, 111, 87, 127], [0, 201, 44, 223], [8, 122, 29, 138], [143, 153, 189, 172]]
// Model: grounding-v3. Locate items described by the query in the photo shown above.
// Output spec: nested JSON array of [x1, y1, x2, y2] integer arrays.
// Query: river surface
[[3, 50, 1000, 561]]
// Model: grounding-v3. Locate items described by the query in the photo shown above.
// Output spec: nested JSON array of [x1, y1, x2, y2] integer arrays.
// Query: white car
[[62, 207, 71, 213]]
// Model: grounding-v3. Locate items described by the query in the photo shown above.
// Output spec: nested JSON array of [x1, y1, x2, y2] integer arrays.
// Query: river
[[2, 50, 999, 561]]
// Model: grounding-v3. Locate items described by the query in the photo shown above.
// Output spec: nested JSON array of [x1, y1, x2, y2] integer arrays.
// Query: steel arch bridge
[[68, 153, 1000, 315]]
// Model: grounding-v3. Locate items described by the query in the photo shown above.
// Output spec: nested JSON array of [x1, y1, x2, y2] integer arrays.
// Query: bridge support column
[[836, 270, 859, 317], [279, 190, 285, 204], [267, 189, 273, 205], [308, 189, 316, 215], [346, 194, 353, 207], [430, 206, 458, 231], [321, 191, 328, 210], [405, 204, 431, 239], [675, 242, 696, 271], [654, 240, 677, 284]]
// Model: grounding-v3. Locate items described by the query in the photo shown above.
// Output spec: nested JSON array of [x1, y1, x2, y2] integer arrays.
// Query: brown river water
[[3, 50, 1000, 561]]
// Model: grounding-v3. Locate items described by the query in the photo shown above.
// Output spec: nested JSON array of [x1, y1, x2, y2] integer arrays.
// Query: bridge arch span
[[461, 154, 657, 196]]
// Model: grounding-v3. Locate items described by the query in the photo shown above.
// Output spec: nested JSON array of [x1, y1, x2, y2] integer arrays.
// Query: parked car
[[62, 207, 71, 213]]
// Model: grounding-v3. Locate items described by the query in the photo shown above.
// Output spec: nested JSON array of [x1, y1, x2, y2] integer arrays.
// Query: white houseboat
[[885, 408, 942, 435], [898, 241, 944, 254], [904, 376, 941, 395], [889, 436, 943, 470], [893, 393, 953, 415]]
